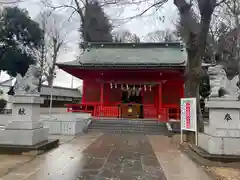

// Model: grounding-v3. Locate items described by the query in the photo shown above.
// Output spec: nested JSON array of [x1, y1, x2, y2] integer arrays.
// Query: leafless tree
[[36, 11, 70, 87], [220, 0, 240, 87], [113, 29, 140, 43], [42, 0, 167, 41], [172, 0, 227, 140], [144, 29, 178, 42], [36, 11, 49, 91]]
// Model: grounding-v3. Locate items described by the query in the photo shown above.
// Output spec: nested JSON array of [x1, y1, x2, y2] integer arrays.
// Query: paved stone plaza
[[0, 133, 212, 180], [79, 134, 167, 180]]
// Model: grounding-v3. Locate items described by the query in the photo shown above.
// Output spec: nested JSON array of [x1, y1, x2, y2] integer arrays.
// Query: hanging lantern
[[149, 85, 152, 91], [115, 84, 117, 88], [144, 85, 147, 91], [110, 83, 113, 89]]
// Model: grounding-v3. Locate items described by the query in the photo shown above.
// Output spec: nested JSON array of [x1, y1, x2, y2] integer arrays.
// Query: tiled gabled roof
[[57, 42, 187, 68]]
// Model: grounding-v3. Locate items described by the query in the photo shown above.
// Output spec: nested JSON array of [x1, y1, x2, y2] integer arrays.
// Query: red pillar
[[158, 83, 163, 121], [82, 80, 86, 103], [100, 83, 104, 116], [158, 83, 162, 109]]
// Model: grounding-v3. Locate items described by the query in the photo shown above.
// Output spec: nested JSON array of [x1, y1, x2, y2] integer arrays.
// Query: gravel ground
[[205, 167, 240, 180]]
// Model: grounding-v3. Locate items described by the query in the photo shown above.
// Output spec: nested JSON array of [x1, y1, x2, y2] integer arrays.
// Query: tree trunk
[[47, 75, 54, 87], [38, 43, 45, 92], [185, 34, 202, 143], [174, 0, 215, 144]]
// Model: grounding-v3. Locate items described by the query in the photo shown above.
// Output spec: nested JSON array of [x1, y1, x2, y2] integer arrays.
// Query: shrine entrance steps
[[87, 119, 170, 135]]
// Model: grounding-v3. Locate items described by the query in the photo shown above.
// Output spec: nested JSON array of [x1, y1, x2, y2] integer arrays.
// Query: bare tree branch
[[117, 0, 167, 21]]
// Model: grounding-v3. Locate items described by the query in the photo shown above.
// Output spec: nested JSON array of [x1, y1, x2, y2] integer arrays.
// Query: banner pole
[[195, 98, 198, 146], [195, 131, 198, 146], [181, 128, 183, 143], [180, 98, 183, 143]]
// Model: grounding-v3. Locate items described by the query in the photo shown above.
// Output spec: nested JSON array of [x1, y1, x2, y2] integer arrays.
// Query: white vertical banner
[[180, 98, 197, 145]]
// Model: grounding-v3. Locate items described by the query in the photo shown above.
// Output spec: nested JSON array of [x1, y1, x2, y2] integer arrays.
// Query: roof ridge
[[81, 42, 184, 49]]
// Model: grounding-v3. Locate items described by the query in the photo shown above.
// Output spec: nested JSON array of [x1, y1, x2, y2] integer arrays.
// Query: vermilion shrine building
[[57, 42, 186, 121]]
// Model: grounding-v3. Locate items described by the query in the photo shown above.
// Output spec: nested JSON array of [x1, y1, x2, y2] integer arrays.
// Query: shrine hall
[[57, 42, 186, 121]]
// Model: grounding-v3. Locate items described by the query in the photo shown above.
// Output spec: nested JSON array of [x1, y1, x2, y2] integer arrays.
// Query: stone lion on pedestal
[[13, 65, 42, 96], [207, 65, 239, 99]]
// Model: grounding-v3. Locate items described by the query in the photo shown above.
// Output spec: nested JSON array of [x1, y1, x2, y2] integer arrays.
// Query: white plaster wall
[[40, 113, 91, 121], [41, 113, 91, 135]]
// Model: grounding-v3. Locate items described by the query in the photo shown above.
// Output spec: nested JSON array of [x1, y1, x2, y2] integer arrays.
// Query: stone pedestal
[[0, 95, 48, 146], [198, 99, 240, 155]]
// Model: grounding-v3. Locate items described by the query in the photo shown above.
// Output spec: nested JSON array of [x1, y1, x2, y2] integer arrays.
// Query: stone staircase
[[87, 119, 170, 135]]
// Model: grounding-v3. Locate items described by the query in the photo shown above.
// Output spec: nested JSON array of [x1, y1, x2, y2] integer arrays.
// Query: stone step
[[92, 119, 160, 124], [88, 128, 169, 135], [88, 120, 169, 134], [89, 123, 166, 128], [91, 121, 164, 126], [89, 126, 166, 131]]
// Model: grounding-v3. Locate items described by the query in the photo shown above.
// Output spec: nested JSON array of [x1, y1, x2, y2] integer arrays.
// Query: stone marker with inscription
[[198, 65, 240, 156], [0, 65, 58, 152]]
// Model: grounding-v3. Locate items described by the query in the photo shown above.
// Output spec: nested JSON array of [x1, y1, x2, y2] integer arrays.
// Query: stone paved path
[[148, 135, 212, 180], [0, 133, 212, 180], [79, 134, 167, 180]]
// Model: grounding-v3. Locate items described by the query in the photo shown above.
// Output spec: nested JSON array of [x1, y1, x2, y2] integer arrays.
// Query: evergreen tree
[[199, 74, 210, 99], [81, 1, 112, 42], [0, 7, 43, 76]]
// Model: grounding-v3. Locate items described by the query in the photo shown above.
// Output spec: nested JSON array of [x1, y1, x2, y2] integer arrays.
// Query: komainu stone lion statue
[[13, 65, 42, 96], [207, 65, 239, 99]]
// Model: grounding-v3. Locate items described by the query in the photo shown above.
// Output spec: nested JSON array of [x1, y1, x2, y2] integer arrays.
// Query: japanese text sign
[[181, 98, 197, 132]]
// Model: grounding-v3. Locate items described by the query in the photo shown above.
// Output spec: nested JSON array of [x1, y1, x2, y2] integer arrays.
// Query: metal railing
[[66, 103, 181, 121]]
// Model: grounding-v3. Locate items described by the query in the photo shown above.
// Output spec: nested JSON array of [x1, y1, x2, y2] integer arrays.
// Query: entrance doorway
[[120, 86, 143, 119]]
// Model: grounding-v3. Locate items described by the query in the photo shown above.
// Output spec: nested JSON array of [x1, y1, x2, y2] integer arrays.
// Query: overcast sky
[[0, 0, 178, 88]]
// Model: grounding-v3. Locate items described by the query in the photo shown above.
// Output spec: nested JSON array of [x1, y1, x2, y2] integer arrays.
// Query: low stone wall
[[0, 113, 91, 136], [40, 107, 67, 114], [41, 113, 91, 135]]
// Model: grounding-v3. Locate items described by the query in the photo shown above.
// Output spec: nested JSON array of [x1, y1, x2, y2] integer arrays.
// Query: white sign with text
[[180, 98, 197, 145]]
